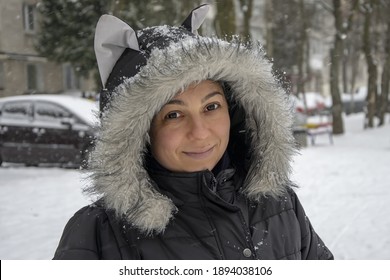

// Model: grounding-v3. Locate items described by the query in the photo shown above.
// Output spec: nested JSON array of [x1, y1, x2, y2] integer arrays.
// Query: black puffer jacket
[[54, 167, 332, 260], [54, 5, 333, 260]]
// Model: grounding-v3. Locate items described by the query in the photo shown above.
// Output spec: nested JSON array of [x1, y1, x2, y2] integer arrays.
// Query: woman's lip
[[183, 146, 214, 159]]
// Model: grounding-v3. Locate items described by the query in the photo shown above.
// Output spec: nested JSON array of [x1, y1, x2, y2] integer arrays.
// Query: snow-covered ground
[[0, 113, 389, 260], [292, 113, 390, 260]]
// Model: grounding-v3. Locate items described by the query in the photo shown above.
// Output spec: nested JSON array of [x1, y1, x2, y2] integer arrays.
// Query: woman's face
[[150, 80, 230, 173]]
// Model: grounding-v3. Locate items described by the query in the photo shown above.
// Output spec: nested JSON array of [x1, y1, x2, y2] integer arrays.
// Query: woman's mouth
[[183, 146, 214, 159]]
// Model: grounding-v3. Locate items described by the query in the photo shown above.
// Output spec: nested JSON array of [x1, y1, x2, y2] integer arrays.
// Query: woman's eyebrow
[[201, 91, 224, 103], [166, 91, 224, 106], [166, 99, 184, 105]]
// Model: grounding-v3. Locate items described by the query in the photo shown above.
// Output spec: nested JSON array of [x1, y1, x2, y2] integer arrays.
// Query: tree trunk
[[214, 0, 236, 41], [379, 60, 390, 126], [330, 0, 344, 134], [297, 0, 307, 100], [378, 4, 390, 126], [305, 27, 311, 92], [362, 1, 378, 128], [349, 54, 359, 114], [264, 0, 273, 58], [342, 51, 349, 94], [239, 0, 253, 41]]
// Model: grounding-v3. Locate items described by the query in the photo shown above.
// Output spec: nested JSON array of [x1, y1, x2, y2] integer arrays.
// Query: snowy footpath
[[292, 113, 390, 260], [0, 113, 389, 259]]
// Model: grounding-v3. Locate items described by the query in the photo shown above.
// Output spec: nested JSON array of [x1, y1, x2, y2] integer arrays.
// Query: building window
[[0, 62, 4, 90], [63, 64, 80, 90], [27, 64, 37, 90], [27, 64, 43, 92], [23, 3, 36, 32]]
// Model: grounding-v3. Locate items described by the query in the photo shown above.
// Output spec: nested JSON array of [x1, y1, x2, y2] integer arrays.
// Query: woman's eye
[[205, 103, 220, 111], [165, 111, 181, 119]]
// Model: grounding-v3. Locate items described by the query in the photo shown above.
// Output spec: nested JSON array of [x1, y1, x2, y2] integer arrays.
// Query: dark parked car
[[0, 94, 99, 167]]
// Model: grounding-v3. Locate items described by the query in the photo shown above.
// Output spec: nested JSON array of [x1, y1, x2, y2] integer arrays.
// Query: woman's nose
[[187, 116, 209, 140]]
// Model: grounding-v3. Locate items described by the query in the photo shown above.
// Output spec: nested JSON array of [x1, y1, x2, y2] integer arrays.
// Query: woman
[[54, 5, 333, 260]]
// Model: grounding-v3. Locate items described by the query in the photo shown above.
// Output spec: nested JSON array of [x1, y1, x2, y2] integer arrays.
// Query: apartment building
[[0, 0, 94, 98]]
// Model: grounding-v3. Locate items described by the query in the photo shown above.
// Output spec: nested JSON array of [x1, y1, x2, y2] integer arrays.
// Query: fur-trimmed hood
[[86, 9, 297, 234]]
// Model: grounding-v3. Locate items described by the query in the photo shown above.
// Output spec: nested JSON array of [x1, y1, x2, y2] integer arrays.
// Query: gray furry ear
[[181, 4, 210, 34], [94, 15, 140, 88]]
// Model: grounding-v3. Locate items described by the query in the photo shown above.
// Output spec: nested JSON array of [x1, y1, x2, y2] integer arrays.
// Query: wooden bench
[[305, 121, 333, 145]]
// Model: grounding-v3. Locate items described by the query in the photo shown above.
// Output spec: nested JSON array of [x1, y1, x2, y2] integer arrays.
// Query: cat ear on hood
[[181, 4, 210, 34], [94, 15, 140, 88]]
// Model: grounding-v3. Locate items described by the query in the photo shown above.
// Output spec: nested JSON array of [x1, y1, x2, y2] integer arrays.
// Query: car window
[[34, 101, 72, 122], [1, 101, 32, 121]]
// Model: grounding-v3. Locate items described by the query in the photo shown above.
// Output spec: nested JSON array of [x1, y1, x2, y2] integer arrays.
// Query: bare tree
[[346, 22, 363, 114], [361, 0, 379, 128], [378, 2, 390, 126], [341, 7, 361, 96], [264, 0, 274, 58], [239, 0, 254, 40], [214, 0, 236, 40], [327, 0, 359, 134], [297, 0, 310, 112], [329, 0, 345, 134]]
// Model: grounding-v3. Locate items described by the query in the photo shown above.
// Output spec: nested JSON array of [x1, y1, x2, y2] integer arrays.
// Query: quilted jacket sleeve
[[53, 205, 123, 260]]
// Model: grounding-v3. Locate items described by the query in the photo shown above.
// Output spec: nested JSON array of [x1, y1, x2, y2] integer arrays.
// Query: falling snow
[[0, 113, 389, 259]]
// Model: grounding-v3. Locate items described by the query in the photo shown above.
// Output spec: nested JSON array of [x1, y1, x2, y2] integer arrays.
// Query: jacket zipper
[[210, 175, 218, 193], [200, 172, 225, 259], [206, 171, 257, 259]]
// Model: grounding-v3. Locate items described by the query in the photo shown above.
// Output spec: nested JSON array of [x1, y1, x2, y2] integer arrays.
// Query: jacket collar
[[147, 165, 237, 208]]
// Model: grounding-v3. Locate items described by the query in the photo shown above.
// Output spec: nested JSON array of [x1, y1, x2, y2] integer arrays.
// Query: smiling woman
[[149, 80, 230, 173], [53, 5, 333, 260]]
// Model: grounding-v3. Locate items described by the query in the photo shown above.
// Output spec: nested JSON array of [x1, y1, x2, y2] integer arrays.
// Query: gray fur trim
[[85, 37, 297, 234]]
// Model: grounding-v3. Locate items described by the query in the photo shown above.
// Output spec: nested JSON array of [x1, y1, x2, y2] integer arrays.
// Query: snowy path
[[292, 114, 390, 259], [0, 113, 389, 259]]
